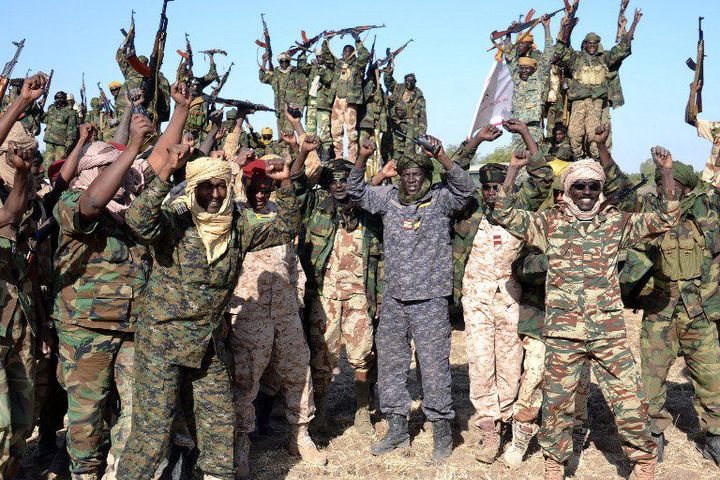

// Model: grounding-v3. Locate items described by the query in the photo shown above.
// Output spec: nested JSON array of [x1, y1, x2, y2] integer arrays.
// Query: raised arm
[[0, 144, 34, 228], [502, 118, 539, 155], [592, 123, 631, 203], [453, 125, 504, 170], [383, 66, 397, 93], [422, 135, 476, 213], [0, 73, 47, 146], [348, 140, 391, 214], [146, 81, 193, 176]]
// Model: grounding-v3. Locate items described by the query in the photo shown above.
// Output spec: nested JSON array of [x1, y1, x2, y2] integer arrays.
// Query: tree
[[479, 144, 513, 165]]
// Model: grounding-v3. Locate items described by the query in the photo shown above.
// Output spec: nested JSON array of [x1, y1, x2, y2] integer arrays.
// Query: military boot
[[475, 419, 501, 464], [544, 456, 565, 480], [254, 391, 277, 437], [236, 432, 250, 479], [354, 378, 373, 435], [652, 432, 665, 463], [702, 433, 720, 467], [288, 423, 327, 466], [565, 425, 589, 474], [431, 419, 453, 463], [370, 414, 410, 456], [629, 458, 656, 480], [312, 391, 328, 433], [501, 420, 539, 470]]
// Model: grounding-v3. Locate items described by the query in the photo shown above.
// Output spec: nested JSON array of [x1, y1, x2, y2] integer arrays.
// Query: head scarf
[[178, 157, 234, 264], [561, 159, 606, 220], [518, 57, 538, 69], [0, 122, 38, 189], [71, 141, 146, 224], [396, 154, 434, 205], [654, 161, 701, 214]]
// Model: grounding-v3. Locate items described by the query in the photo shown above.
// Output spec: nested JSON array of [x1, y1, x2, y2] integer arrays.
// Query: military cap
[[260, 127, 273, 136], [66, 93, 75, 101], [478, 163, 508, 184]]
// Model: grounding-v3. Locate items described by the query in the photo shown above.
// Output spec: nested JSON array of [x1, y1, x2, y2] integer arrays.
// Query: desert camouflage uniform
[[117, 176, 299, 479], [43, 104, 78, 171], [491, 188, 680, 463], [227, 204, 315, 439], [697, 119, 720, 187], [52, 189, 149, 477], [384, 72, 426, 160], [260, 55, 309, 134]]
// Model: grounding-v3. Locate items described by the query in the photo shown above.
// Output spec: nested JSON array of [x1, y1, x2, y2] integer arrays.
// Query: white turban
[[560, 159, 606, 220]]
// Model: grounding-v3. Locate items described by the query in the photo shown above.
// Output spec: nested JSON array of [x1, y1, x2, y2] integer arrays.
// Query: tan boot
[[543, 456, 565, 480], [354, 378, 374, 435], [475, 419, 501, 464], [629, 458, 656, 480], [501, 420, 539, 470], [289, 423, 328, 466], [236, 432, 250, 479]]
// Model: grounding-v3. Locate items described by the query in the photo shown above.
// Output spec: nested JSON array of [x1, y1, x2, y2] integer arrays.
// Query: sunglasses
[[481, 184, 500, 191], [571, 181, 602, 192]]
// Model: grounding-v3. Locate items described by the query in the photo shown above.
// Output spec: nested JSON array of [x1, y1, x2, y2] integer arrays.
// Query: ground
[[24, 310, 720, 479]]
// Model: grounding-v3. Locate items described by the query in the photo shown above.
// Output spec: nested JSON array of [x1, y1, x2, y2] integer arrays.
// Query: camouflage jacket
[[254, 139, 287, 159], [541, 137, 573, 161], [295, 171, 384, 319], [43, 104, 78, 148], [321, 39, 370, 105], [452, 149, 553, 304], [315, 65, 337, 111], [620, 186, 720, 321], [115, 47, 172, 124], [125, 175, 300, 368], [260, 56, 309, 111], [359, 78, 388, 132], [555, 37, 631, 104], [511, 43, 554, 124], [384, 73, 426, 134], [85, 109, 109, 141], [185, 96, 210, 137], [492, 190, 679, 340], [503, 34, 551, 70], [52, 189, 151, 332], [178, 63, 219, 91]]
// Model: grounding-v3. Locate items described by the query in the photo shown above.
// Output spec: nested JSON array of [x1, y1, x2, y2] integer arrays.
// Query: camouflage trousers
[[330, 97, 358, 162], [117, 324, 234, 480], [316, 109, 333, 151], [567, 97, 612, 159], [0, 309, 35, 477], [308, 293, 373, 392], [511, 121, 544, 153], [305, 96, 318, 135], [546, 102, 567, 138], [377, 296, 454, 421], [43, 143, 67, 174], [462, 295, 523, 424], [641, 304, 720, 435], [539, 336, 656, 463], [229, 310, 315, 434], [56, 323, 134, 476], [34, 347, 67, 446], [513, 335, 590, 425]]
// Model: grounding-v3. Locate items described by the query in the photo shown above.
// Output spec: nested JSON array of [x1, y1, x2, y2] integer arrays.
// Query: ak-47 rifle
[[604, 174, 648, 206], [203, 94, 275, 114], [325, 24, 386, 39], [121, 10, 151, 78], [80, 73, 87, 119], [377, 39, 414, 68], [97, 82, 114, 117], [145, 0, 173, 127], [39, 69, 53, 110], [176, 33, 193, 79], [0, 39, 26, 105], [392, 129, 440, 155], [210, 62, 234, 98], [256, 14, 274, 72], [364, 35, 377, 79], [200, 49, 228, 61], [615, 0, 630, 44], [287, 30, 325, 56], [489, 6, 565, 43], [686, 16, 705, 124]]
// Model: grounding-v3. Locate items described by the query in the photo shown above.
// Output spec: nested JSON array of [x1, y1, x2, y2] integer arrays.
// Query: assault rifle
[[203, 94, 275, 114], [256, 14, 273, 72], [604, 174, 648, 207], [376, 39, 414, 68], [615, 0, 630, 44], [97, 82, 115, 117], [393, 129, 440, 156], [176, 33, 193, 79], [200, 49, 228, 61], [210, 62, 234, 98], [39, 69, 53, 110], [325, 24, 385, 39], [0, 39, 25, 105], [686, 16, 705, 125], [80, 73, 87, 119], [287, 30, 325, 56], [145, 0, 173, 127], [490, 6, 564, 42]]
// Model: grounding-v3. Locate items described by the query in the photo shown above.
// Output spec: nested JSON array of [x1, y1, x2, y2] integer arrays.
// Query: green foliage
[[478, 144, 513, 165]]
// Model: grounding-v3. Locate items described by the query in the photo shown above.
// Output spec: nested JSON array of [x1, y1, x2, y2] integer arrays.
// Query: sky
[[3, 0, 718, 172]]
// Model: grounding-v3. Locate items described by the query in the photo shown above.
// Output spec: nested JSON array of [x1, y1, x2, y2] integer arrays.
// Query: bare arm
[[0, 144, 34, 228], [146, 82, 193, 176], [0, 73, 47, 145]]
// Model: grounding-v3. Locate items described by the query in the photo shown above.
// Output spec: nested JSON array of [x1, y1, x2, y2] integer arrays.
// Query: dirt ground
[[23, 309, 720, 480]]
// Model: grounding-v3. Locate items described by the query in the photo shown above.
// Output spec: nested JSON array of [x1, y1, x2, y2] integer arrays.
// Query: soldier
[[542, 123, 573, 162], [51, 111, 153, 480], [620, 159, 720, 465], [451, 120, 553, 464], [313, 58, 336, 161], [490, 147, 680, 480], [555, 9, 642, 158], [228, 153, 326, 474], [348, 137, 476, 463], [115, 46, 172, 127], [117, 82, 301, 480], [184, 54, 220, 142], [686, 93, 720, 188], [260, 51, 309, 134], [384, 65, 426, 159], [42, 92, 79, 173], [84, 98, 107, 141], [321, 31, 370, 162], [358, 64, 388, 176], [254, 126, 287, 158]]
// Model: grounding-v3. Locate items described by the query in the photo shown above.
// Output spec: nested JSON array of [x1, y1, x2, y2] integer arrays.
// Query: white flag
[[468, 60, 513, 137]]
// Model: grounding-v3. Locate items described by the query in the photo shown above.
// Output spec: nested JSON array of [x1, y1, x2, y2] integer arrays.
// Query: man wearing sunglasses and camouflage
[[491, 147, 679, 480]]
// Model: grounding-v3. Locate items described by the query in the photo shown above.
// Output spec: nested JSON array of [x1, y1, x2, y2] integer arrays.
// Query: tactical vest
[[575, 62, 608, 86], [657, 220, 705, 281]]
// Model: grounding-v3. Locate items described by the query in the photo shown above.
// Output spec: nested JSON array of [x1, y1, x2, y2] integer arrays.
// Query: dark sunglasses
[[482, 184, 500, 191], [571, 181, 602, 192]]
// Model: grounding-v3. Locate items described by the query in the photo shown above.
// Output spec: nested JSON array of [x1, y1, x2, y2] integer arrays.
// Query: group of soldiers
[[0, 2, 718, 480]]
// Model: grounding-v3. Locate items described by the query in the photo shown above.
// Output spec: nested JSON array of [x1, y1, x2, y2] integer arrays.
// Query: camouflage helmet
[[478, 163, 508, 184], [226, 109, 238, 120]]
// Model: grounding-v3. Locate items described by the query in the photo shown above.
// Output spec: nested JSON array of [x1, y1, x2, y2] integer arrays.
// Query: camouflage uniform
[[358, 75, 388, 177], [347, 162, 476, 422], [227, 204, 315, 438], [115, 47, 171, 127], [85, 99, 109, 142], [322, 40, 370, 162], [621, 186, 720, 437], [304, 64, 321, 136], [260, 56, 309, 134], [314, 65, 336, 155], [184, 64, 220, 142], [384, 72, 426, 160], [117, 176, 299, 479], [43, 104, 79, 171], [491, 187, 680, 463], [697, 119, 720, 187], [555, 35, 632, 158]]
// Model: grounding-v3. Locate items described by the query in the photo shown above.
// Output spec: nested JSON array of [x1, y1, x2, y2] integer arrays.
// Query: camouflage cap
[[478, 163, 508, 184], [584, 32, 601, 43], [226, 109, 238, 120], [90, 97, 101, 107], [653, 160, 698, 190]]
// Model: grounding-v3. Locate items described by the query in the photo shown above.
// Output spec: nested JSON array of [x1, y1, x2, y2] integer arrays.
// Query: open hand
[[166, 144, 191, 172]]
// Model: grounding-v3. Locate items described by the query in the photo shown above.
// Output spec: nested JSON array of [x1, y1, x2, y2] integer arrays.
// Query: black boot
[[702, 433, 720, 467], [432, 419, 453, 463], [652, 432, 665, 463], [370, 414, 410, 456], [254, 391, 277, 437]]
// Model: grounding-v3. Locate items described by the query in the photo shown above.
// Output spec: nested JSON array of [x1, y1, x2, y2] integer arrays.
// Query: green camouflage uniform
[[42, 104, 78, 172], [510, 48, 554, 151], [184, 64, 220, 143], [260, 55, 309, 133], [85, 99, 110, 142], [115, 47, 171, 127], [384, 72, 426, 160], [314, 65, 336, 153], [491, 187, 680, 464], [303, 63, 321, 136], [540, 136, 573, 161], [555, 35, 632, 158], [621, 183, 720, 437], [117, 175, 300, 479], [52, 189, 149, 476], [254, 139, 287, 159], [358, 74, 388, 176]]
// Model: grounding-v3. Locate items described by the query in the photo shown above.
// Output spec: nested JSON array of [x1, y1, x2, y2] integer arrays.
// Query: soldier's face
[[279, 59, 290, 69], [195, 178, 228, 214], [568, 180, 602, 211], [553, 189, 565, 206], [481, 182, 501, 205], [584, 41, 599, 55], [328, 176, 349, 201], [518, 66, 536, 81], [518, 41, 533, 55], [343, 45, 355, 60], [248, 179, 273, 211], [400, 167, 426, 197], [554, 129, 567, 143], [404, 75, 416, 90], [110, 87, 121, 98]]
